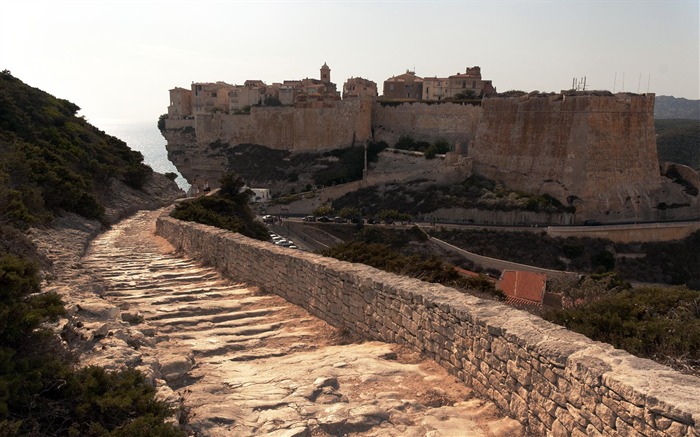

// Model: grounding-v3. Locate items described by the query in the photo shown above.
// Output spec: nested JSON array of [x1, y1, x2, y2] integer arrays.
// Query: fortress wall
[[195, 99, 372, 152], [163, 118, 195, 130], [157, 215, 700, 437], [470, 94, 664, 222], [416, 207, 576, 226], [372, 102, 483, 147]]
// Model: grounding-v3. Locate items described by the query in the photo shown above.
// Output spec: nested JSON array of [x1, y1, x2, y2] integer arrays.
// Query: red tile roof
[[497, 270, 546, 305]]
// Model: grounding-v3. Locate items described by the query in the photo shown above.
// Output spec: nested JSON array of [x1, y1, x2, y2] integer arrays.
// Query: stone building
[[168, 87, 192, 118], [446, 66, 496, 98], [342, 77, 378, 99], [382, 70, 424, 100], [422, 77, 450, 101], [383, 66, 496, 101], [229, 81, 266, 111], [191, 82, 234, 115]]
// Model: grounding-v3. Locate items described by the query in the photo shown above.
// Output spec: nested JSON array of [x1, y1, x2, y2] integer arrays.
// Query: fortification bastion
[[470, 92, 699, 222]]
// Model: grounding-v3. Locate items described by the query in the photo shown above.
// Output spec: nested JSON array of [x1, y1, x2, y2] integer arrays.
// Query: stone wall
[[372, 101, 483, 147], [546, 221, 700, 243], [196, 99, 372, 152], [157, 216, 700, 437]]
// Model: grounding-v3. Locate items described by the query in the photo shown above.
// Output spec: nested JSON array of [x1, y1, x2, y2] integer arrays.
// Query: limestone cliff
[[469, 92, 699, 222]]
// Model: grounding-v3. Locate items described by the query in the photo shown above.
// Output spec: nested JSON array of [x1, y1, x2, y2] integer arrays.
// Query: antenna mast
[[571, 76, 587, 91]]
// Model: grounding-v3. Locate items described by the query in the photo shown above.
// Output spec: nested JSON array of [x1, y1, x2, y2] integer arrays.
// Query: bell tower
[[320, 62, 330, 83]]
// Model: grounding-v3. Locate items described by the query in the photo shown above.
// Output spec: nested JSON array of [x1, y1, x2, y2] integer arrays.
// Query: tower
[[320, 62, 330, 83]]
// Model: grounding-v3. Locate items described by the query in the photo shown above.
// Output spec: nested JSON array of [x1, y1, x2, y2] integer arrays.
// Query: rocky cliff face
[[470, 92, 699, 222]]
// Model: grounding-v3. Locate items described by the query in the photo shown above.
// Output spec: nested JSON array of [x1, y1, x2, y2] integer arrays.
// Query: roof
[[497, 270, 546, 305]]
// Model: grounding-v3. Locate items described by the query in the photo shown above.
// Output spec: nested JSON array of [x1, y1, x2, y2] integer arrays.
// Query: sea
[[92, 120, 190, 191]]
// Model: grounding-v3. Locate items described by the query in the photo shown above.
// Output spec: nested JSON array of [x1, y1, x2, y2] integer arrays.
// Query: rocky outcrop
[[163, 100, 373, 189], [470, 92, 700, 222]]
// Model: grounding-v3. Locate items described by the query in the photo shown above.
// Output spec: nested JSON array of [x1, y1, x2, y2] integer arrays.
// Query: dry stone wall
[[157, 215, 700, 437]]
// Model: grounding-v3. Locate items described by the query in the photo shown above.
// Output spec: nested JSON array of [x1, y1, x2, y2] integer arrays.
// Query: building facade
[[342, 77, 378, 99], [382, 66, 496, 102], [382, 70, 424, 100]]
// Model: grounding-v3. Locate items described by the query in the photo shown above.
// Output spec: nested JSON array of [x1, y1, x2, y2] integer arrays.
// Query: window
[[473, 81, 477, 88], [211, 92, 217, 97], [389, 84, 394, 91]]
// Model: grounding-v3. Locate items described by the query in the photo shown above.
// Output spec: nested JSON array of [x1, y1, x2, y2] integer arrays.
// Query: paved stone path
[[80, 210, 526, 436]]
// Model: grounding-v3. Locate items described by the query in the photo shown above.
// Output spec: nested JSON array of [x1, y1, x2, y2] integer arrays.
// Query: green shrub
[[0, 72, 154, 224], [544, 286, 700, 361], [171, 173, 269, 241], [0, 251, 184, 435]]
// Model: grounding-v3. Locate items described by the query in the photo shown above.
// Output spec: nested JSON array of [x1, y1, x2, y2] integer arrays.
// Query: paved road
[[81, 210, 526, 437]]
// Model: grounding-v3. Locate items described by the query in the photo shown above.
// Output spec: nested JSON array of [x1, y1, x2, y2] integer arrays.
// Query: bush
[[0, 252, 184, 435], [544, 286, 700, 362], [0, 72, 154, 224], [171, 173, 269, 241]]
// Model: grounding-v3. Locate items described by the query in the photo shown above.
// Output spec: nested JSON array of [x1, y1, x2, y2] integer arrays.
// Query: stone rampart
[[196, 99, 372, 152], [157, 215, 700, 437], [372, 101, 483, 146], [469, 93, 699, 223]]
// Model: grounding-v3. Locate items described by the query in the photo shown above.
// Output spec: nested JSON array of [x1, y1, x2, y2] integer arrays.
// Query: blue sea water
[[92, 120, 189, 191]]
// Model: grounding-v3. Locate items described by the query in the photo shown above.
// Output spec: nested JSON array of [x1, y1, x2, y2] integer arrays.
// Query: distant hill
[[0, 70, 179, 228], [655, 119, 700, 171], [654, 95, 700, 119]]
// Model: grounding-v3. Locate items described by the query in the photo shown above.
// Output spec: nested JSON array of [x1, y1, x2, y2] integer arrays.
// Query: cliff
[[162, 88, 699, 224], [469, 92, 699, 222]]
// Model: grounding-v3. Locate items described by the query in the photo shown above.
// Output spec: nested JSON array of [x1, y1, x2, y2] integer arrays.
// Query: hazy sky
[[2, 0, 698, 125]]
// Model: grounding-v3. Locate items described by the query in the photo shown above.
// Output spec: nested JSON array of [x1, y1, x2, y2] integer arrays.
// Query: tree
[[313, 205, 335, 217]]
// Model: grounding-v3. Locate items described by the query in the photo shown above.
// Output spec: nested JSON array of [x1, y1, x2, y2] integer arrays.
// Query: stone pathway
[[79, 210, 526, 437]]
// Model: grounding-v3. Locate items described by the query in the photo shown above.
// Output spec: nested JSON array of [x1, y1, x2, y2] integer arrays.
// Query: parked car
[[303, 215, 316, 222], [334, 216, 347, 223], [350, 217, 364, 224], [367, 218, 377, 224], [262, 215, 274, 223], [318, 216, 331, 222]]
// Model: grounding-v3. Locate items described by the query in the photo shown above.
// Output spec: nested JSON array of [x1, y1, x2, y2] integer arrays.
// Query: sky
[[1, 0, 698, 125]]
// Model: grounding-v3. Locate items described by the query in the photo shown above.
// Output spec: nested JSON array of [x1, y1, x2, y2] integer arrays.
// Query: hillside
[[0, 72, 185, 435], [655, 119, 700, 171], [654, 95, 700, 119], [0, 70, 181, 228]]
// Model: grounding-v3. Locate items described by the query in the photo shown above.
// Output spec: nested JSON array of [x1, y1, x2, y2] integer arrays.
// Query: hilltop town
[[160, 63, 699, 225]]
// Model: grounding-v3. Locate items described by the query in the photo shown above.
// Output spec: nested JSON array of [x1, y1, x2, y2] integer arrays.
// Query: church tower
[[320, 62, 331, 83]]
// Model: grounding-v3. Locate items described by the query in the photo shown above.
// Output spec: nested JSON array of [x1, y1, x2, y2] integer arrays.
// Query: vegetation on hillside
[[332, 174, 574, 219], [655, 119, 700, 171], [0, 70, 152, 226], [171, 173, 269, 240], [393, 135, 451, 159], [0, 253, 185, 436], [223, 141, 387, 195], [320, 226, 503, 299], [544, 286, 699, 368], [0, 72, 184, 435], [430, 228, 700, 290]]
